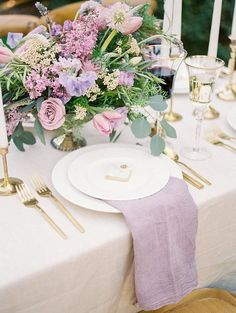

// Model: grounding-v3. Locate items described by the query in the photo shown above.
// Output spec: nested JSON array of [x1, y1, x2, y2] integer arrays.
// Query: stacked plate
[[52, 144, 182, 213]]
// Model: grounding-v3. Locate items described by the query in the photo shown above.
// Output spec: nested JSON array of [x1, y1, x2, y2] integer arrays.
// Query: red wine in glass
[[149, 67, 176, 99]]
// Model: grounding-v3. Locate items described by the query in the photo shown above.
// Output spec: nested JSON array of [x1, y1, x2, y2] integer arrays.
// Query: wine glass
[[144, 38, 187, 122], [181, 55, 224, 161]]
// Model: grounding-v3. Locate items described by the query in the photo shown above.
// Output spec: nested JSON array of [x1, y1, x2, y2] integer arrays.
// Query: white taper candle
[[231, 0, 236, 39], [172, 0, 182, 40], [163, 0, 174, 35], [208, 0, 222, 57], [0, 84, 8, 149]]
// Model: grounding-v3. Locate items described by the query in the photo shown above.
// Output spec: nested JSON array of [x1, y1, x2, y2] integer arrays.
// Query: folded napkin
[[106, 177, 198, 311]]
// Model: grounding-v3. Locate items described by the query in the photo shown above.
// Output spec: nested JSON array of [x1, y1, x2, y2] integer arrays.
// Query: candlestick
[[163, 0, 174, 35], [0, 148, 23, 196], [231, 1, 236, 40], [0, 84, 8, 149], [208, 0, 222, 57], [172, 0, 182, 40], [217, 37, 236, 101]]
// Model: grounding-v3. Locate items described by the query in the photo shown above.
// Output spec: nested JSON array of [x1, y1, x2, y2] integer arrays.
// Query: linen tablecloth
[[0, 78, 236, 313]]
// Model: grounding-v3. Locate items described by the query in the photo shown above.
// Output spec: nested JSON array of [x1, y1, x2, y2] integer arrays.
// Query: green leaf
[[149, 95, 168, 111], [36, 97, 44, 111], [12, 122, 24, 137], [13, 137, 25, 151], [150, 134, 165, 156], [34, 118, 46, 145], [131, 118, 151, 139], [160, 119, 177, 138], [109, 130, 116, 142], [19, 131, 36, 145]]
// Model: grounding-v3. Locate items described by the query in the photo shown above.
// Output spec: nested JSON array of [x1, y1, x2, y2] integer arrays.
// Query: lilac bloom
[[7, 32, 23, 49], [59, 71, 97, 97]]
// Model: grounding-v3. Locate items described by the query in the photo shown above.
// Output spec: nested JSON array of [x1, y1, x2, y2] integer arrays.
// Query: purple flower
[[28, 25, 48, 36], [119, 71, 134, 87], [7, 32, 23, 49], [63, 20, 73, 32], [51, 23, 63, 36], [5, 109, 22, 136], [59, 71, 97, 97]]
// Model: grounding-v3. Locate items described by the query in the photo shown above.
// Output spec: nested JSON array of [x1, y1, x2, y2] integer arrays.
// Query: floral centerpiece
[[0, 1, 176, 155]]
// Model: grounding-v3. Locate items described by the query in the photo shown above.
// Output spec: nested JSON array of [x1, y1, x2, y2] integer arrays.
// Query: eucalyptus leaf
[[36, 97, 44, 111], [150, 134, 165, 156], [12, 122, 24, 137], [160, 119, 177, 138], [13, 137, 25, 151], [131, 118, 151, 139], [149, 95, 168, 111], [20, 131, 36, 145], [34, 118, 46, 145]]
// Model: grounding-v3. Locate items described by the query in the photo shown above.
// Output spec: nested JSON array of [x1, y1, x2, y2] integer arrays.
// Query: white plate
[[67, 146, 170, 201], [52, 144, 183, 213], [227, 107, 236, 131]]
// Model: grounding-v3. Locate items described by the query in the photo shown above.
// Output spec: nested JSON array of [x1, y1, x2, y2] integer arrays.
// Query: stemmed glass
[[144, 38, 187, 122], [181, 56, 224, 161]]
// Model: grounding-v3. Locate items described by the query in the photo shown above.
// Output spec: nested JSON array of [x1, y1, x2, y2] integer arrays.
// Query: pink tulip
[[120, 16, 143, 35], [0, 46, 14, 64], [102, 110, 122, 120], [93, 114, 112, 136]]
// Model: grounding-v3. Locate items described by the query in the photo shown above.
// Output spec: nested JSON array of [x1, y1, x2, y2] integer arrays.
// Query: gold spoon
[[164, 147, 212, 186]]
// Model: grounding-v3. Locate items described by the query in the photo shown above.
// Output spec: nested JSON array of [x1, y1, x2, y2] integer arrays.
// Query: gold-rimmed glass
[[181, 55, 224, 161]]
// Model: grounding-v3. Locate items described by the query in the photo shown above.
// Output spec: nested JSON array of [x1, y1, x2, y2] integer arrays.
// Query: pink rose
[[38, 98, 65, 130], [120, 16, 143, 35], [0, 46, 14, 64], [93, 114, 112, 136]]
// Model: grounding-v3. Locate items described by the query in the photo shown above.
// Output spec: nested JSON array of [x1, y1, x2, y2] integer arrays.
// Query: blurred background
[[0, 0, 234, 64]]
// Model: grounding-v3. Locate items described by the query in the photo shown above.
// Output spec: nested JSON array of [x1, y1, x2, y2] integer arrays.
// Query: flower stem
[[101, 29, 117, 53]]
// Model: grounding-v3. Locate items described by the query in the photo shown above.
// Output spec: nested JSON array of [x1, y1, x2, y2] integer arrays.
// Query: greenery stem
[[101, 29, 117, 53]]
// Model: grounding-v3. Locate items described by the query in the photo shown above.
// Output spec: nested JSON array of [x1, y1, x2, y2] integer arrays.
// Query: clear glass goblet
[[181, 55, 224, 161]]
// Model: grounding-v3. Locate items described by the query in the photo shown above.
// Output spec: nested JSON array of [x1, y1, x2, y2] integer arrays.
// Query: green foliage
[[131, 118, 151, 138], [12, 122, 36, 151], [150, 134, 165, 156], [149, 95, 167, 111]]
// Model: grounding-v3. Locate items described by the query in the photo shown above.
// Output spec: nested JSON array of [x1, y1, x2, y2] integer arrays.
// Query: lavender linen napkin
[[106, 177, 198, 311]]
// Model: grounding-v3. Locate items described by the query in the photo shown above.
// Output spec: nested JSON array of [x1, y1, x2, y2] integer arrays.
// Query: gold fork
[[213, 127, 236, 141], [16, 184, 67, 240], [31, 176, 85, 233], [207, 135, 236, 153]]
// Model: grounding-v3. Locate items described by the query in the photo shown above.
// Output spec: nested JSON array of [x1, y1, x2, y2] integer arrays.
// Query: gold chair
[[0, 14, 40, 37], [143, 288, 236, 313]]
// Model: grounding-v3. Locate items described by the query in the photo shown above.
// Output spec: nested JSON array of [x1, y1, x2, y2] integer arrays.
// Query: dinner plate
[[67, 146, 170, 201], [227, 106, 236, 131], [52, 144, 183, 213]]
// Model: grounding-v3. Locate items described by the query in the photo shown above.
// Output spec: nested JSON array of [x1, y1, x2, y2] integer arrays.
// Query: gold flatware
[[207, 135, 236, 153], [164, 147, 211, 186], [31, 176, 85, 233], [212, 127, 236, 141], [16, 183, 67, 240], [182, 171, 204, 189]]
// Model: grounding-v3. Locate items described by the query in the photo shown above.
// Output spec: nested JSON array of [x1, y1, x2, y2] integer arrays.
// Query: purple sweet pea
[[59, 71, 97, 97], [119, 71, 134, 87], [51, 23, 63, 36], [7, 32, 23, 49], [28, 25, 48, 36], [63, 20, 73, 32]]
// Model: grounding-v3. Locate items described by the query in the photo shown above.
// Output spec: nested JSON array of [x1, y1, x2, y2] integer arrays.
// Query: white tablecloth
[[1, 80, 236, 313]]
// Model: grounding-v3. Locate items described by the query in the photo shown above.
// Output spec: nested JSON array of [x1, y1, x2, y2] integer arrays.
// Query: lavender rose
[[38, 98, 65, 130]]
